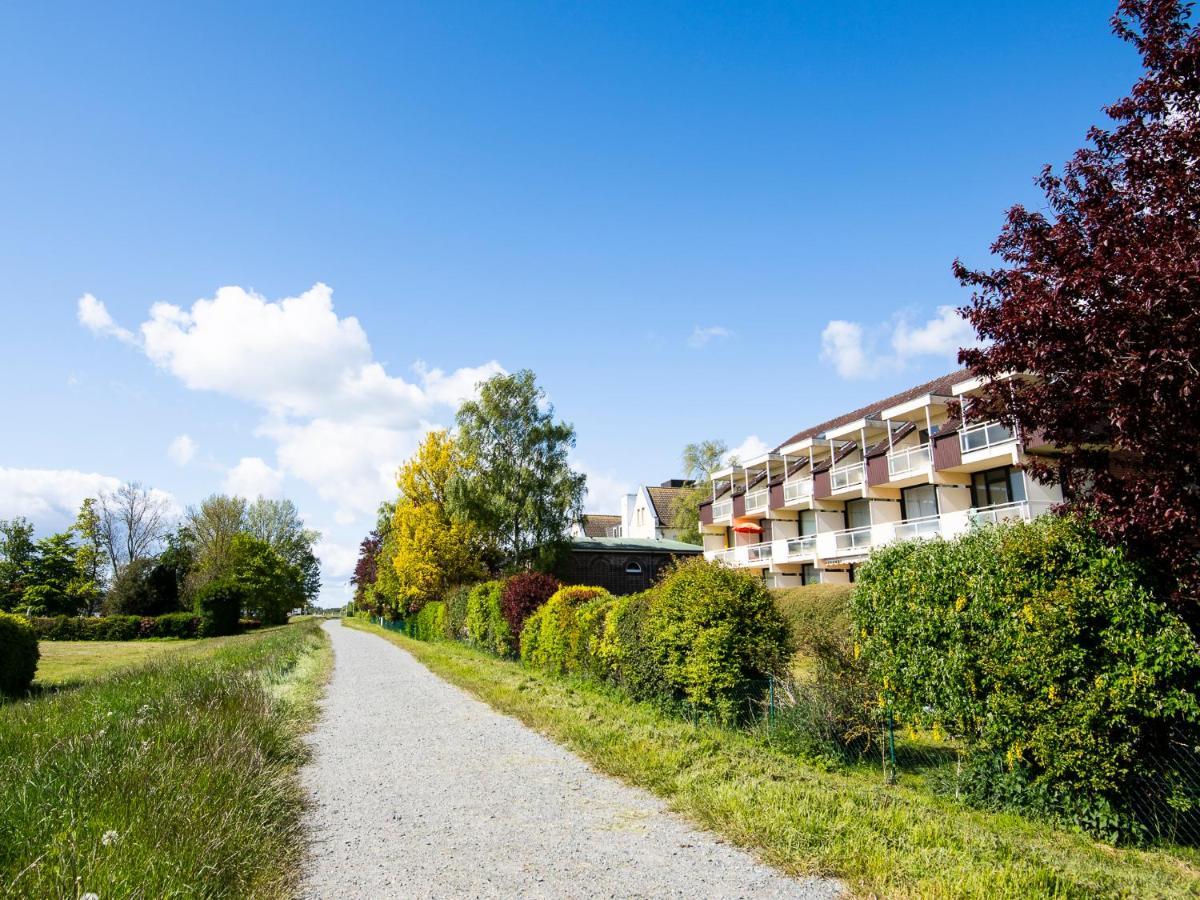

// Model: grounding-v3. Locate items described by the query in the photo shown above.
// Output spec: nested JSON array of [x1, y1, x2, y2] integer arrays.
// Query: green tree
[[103, 556, 187, 616], [245, 497, 320, 605], [184, 494, 248, 590], [675, 439, 729, 545], [227, 534, 303, 625], [449, 370, 586, 569], [69, 498, 106, 615], [0, 518, 36, 612], [23, 532, 80, 617]]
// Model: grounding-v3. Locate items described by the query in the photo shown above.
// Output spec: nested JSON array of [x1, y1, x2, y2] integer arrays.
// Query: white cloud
[[167, 434, 197, 466], [726, 435, 769, 465], [314, 536, 360, 581], [77, 294, 136, 344], [820, 305, 980, 379], [687, 325, 733, 349], [223, 457, 285, 500], [0, 468, 178, 534], [81, 283, 503, 521], [575, 461, 634, 515]]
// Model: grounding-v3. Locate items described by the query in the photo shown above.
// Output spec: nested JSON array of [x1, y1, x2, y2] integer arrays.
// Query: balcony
[[893, 514, 942, 541], [783, 478, 813, 505], [819, 524, 873, 560], [744, 488, 769, 515], [706, 547, 736, 566], [959, 420, 1015, 454], [712, 498, 733, 521], [783, 534, 817, 560], [969, 499, 1053, 528], [829, 461, 866, 493], [745, 541, 773, 565], [887, 443, 932, 479]]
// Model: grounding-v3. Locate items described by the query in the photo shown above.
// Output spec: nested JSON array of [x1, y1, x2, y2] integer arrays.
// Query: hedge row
[[28, 611, 264, 642], [0, 611, 39, 696]]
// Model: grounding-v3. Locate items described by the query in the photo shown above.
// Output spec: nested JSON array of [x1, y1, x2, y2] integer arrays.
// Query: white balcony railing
[[706, 547, 736, 565], [712, 498, 733, 521], [829, 462, 866, 492], [744, 488, 769, 515], [968, 499, 1052, 528], [784, 534, 817, 559], [959, 420, 1016, 454], [831, 525, 873, 554], [783, 478, 813, 504], [745, 541, 773, 564], [887, 443, 932, 478], [893, 514, 942, 541]]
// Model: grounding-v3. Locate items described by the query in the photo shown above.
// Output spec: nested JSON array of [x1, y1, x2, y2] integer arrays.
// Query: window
[[799, 509, 817, 536], [971, 466, 1027, 508], [901, 484, 938, 520], [801, 563, 820, 585], [845, 498, 871, 530], [624, 561, 643, 575]]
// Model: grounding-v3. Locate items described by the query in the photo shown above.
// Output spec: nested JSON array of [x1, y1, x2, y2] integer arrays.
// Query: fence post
[[768, 675, 775, 728], [886, 707, 897, 785]]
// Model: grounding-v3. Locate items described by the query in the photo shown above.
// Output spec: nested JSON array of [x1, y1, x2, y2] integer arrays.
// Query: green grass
[[0, 620, 331, 898], [346, 618, 1200, 899], [34, 638, 202, 687]]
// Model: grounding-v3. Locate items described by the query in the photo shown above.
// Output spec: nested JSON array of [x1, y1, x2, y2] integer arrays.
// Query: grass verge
[[0, 620, 331, 899], [346, 617, 1200, 899], [33, 638, 202, 688]]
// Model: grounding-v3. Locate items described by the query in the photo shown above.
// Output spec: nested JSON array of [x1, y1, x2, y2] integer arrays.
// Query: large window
[[901, 484, 938, 520], [845, 498, 871, 530], [801, 563, 820, 585], [971, 466, 1026, 508], [799, 509, 817, 536]]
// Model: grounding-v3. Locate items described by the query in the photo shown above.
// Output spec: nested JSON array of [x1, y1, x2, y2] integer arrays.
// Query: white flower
[[82, 893, 100, 900], [101, 830, 119, 846]]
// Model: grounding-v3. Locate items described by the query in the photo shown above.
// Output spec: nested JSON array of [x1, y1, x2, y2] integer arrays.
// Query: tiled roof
[[646, 485, 689, 528], [579, 514, 621, 538]]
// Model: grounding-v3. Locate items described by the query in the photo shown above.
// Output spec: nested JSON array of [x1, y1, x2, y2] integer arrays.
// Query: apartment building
[[698, 370, 1062, 586]]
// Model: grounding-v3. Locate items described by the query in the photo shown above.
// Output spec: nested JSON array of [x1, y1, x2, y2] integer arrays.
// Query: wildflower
[[955, 595, 967, 612], [81, 893, 99, 900], [101, 830, 119, 846]]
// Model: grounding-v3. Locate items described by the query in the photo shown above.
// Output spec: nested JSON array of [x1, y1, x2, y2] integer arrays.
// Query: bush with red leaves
[[500, 571, 560, 644]]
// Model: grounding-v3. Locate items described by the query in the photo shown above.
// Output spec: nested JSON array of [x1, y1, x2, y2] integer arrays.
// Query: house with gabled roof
[[616, 479, 694, 542]]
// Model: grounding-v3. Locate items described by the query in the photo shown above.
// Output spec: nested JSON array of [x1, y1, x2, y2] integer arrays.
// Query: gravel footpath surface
[[300, 620, 842, 899]]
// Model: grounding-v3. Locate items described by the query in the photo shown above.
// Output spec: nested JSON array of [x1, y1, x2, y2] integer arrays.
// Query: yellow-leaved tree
[[390, 430, 484, 613]]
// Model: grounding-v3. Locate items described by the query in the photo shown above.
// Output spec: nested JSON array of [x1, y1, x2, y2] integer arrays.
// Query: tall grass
[[0, 620, 330, 898]]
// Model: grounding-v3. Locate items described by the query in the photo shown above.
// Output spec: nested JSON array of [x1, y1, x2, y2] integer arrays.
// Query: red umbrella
[[732, 520, 763, 534]]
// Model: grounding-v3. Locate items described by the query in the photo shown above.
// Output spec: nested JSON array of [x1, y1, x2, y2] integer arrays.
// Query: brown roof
[[774, 369, 968, 450], [646, 485, 689, 528], [580, 514, 621, 538]]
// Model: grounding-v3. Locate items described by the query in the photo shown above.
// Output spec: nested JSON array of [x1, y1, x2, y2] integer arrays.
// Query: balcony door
[[845, 498, 871, 530], [970, 466, 1026, 508], [900, 484, 938, 521], [799, 510, 817, 536]]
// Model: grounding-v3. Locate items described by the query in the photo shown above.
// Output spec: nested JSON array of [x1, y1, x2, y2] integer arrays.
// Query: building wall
[[559, 548, 700, 595]]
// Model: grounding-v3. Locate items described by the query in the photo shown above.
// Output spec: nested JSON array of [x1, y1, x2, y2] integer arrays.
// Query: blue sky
[[0, 1, 1140, 600]]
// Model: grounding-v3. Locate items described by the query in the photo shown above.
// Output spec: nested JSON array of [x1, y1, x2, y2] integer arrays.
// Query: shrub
[[195, 580, 243, 638], [595, 590, 666, 703], [773, 583, 854, 652], [465, 581, 512, 656], [154, 612, 201, 639], [31, 616, 84, 641], [87, 615, 141, 641], [409, 601, 449, 641], [103, 557, 187, 617], [520, 586, 611, 675], [0, 611, 38, 695], [644, 558, 793, 723], [499, 572, 559, 649], [854, 514, 1200, 844], [443, 584, 472, 641]]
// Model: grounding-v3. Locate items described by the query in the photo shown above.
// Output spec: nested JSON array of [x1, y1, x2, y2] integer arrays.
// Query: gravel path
[[300, 620, 841, 899]]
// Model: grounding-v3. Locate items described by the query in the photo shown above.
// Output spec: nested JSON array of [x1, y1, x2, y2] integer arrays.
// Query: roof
[[775, 369, 969, 451], [645, 485, 689, 528], [569, 537, 703, 554], [578, 514, 621, 538]]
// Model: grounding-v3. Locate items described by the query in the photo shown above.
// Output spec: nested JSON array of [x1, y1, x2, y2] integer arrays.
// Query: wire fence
[[756, 672, 1200, 850]]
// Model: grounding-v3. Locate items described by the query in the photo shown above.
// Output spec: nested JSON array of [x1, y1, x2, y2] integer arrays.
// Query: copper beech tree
[[955, 0, 1200, 619]]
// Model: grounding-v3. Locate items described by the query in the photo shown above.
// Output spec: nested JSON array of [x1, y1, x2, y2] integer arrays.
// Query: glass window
[[901, 484, 938, 520], [801, 563, 820, 585], [845, 498, 871, 529], [972, 466, 1025, 507], [624, 561, 643, 575], [799, 510, 817, 536]]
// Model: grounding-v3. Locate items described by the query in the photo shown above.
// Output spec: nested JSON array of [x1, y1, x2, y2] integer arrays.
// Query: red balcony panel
[[813, 469, 832, 499], [866, 453, 889, 486], [768, 483, 784, 509], [699, 502, 713, 526], [732, 494, 746, 518]]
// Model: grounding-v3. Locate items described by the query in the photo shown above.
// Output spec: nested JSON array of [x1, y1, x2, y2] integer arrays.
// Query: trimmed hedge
[[0, 611, 39, 695], [500, 572, 559, 647], [444, 585, 472, 641], [465, 581, 513, 657], [30, 613, 203, 641], [854, 514, 1200, 844], [520, 586, 612, 675], [773, 583, 854, 653], [409, 601, 449, 641]]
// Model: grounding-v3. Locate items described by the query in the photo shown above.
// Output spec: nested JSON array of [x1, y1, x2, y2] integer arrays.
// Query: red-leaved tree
[[350, 531, 382, 610], [954, 0, 1200, 620]]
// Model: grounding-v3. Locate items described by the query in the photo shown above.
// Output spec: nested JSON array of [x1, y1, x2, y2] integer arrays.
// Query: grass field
[[346, 618, 1200, 899], [34, 638, 202, 687], [0, 620, 331, 898]]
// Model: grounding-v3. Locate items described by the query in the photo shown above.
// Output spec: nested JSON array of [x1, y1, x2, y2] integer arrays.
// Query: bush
[[596, 590, 666, 702], [195, 580, 243, 638], [103, 557, 187, 617], [773, 583, 854, 652], [854, 514, 1200, 844], [152, 612, 201, 639], [30, 613, 201, 641], [409, 601, 448, 641], [520, 586, 611, 675], [0, 611, 38, 695], [499, 572, 559, 649], [87, 615, 141, 641], [465, 581, 512, 656], [644, 558, 793, 723], [444, 584, 472, 641]]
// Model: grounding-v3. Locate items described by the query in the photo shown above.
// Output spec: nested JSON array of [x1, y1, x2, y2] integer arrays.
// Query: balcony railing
[[887, 443, 932, 478], [893, 514, 942, 541], [712, 498, 733, 521], [785, 534, 817, 559], [745, 541, 773, 564], [744, 488, 769, 514], [959, 420, 1016, 454], [783, 478, 813, 504], [832, 525, 873, 554], [706, 547, 736, 565], [969, 499, 1052, 528], [829, 462, 866, 492]]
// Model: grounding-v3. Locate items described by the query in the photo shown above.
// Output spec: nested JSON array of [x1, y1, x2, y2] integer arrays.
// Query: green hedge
[[195, 580, 243, 638], [29, 613, 203, 641], [465, 581, 512, 657], [408, 601, 449, 641], [520, 586, 611, 675], [0, 611, 38, 695], [854, 514, 1200, 844], [444, 585, 472, 641], [773, 583, 854, 652]]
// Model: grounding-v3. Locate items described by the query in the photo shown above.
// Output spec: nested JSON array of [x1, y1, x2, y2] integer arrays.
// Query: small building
[[569, 514, 622, 539], [616, 479, 694, 541], [557, 537, 703, 595]]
